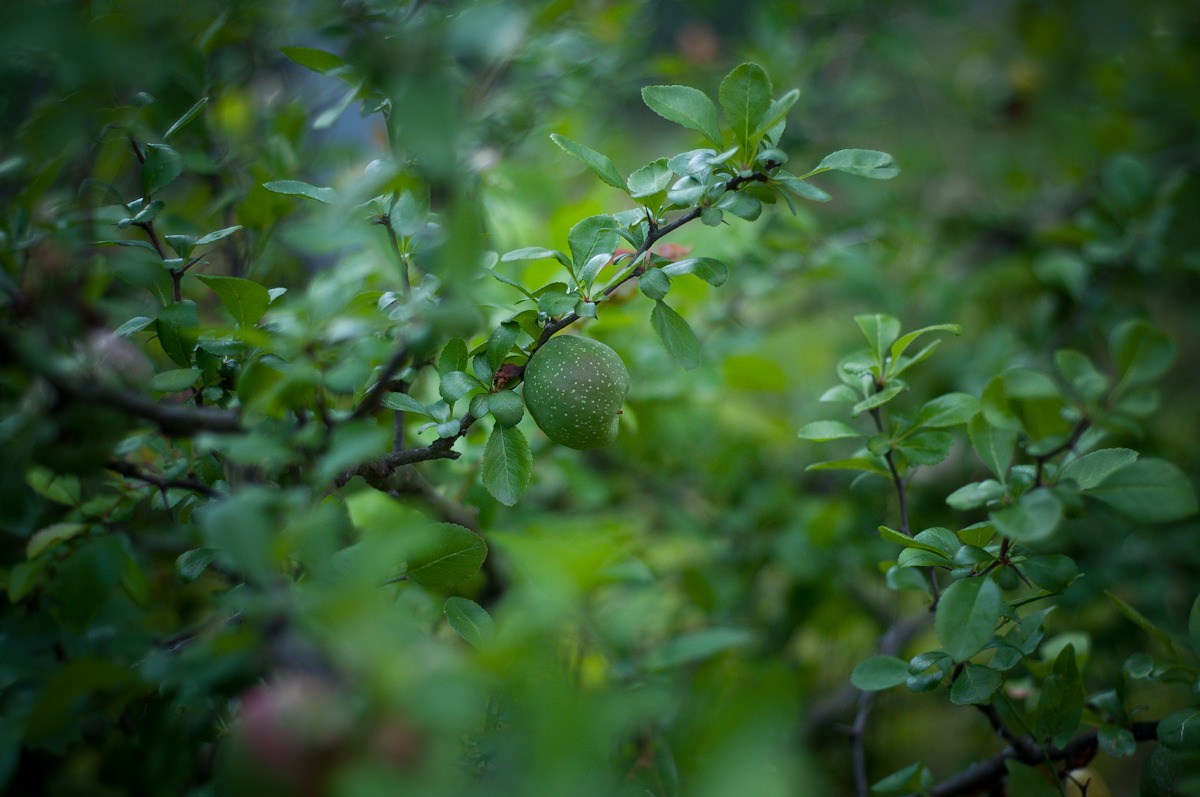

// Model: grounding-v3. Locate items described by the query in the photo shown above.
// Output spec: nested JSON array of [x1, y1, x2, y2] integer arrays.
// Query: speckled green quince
[[522, 335, 630, 449]]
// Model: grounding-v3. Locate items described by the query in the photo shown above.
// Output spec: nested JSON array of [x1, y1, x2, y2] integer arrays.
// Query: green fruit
[[522, 335, 629, 449], [1141, 745, 1200, 797]]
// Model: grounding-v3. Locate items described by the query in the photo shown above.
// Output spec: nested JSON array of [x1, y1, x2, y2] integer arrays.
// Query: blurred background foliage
[[1, 0, 1198, 795]]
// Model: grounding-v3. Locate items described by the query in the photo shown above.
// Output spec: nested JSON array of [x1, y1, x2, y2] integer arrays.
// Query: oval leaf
[[936, 577, 1002, 662], [197, 275, 270, 328], [1084, 458, 1198, 523], [851, 655, 910, 691], [406, 523, 487, 588], [797, 420, 864, 442], [641, 84, 723, 146], [549, 134, 626, 191], [444, 597, 495, 649], [650, 300, 701, 370], [661, 257, 728, 287], [263, 179, 338, 204], [482, 424, 532, 506]]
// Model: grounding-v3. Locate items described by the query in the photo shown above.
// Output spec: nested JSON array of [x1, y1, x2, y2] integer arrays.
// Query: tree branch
[[351, 345, 411, 420], [0, 329, 242, 437], [106, 459, 222, 499], [919, 721, 1158, 797]]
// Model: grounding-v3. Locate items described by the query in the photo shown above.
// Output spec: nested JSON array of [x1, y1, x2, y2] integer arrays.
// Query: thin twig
[[0, 330, 242, 436], [351, 345, 411, 420], [919, 721, 1158, 797], [107, 459, 222, 499], [382, 218, 411, 299]]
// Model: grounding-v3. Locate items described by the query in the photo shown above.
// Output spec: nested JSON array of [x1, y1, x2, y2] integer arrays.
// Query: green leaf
[[26, 523, 87, 559], [162, 97, 208, 141], [195, 225, 243, 246], [639, 268, 671, 300], [486, 322, 521, 372], [197, 275, 270, 328], [969, 413, 1016, 481], [279, 45, 347, 74], [719, 63, 772, 157], [641, 84, 723, 146], [1055, 348, 1110, 401], [913, 393, 979, 428], [577, 253, 612, 292], [444, 597, 495, 649], [1084, 458, 1198, 523], [155, 300, 198, 367], [753, 88, 800, 138], [1059, 448, 1138, 490], [946, 480, 1005, 511], [406, 524, 488, 588], [438, 339, 468, 376], [889, 323, 961, 363], [855, 314, 901, 363], [812, 149, 899, 180], [1158, 708, 1200, 751], [263, 179, 338, 204], [1099, 725, 1137, 758], [469, 393, 490, 419], [871, 762, 933, 794], [440, 370, 481, 403], [949, 663, 1002, 705], [851, 383, 905, 416], [627, 158, 673, 199], [130, 200, 165, 225], [1106, 590, 1178, 653], [661, 257, 728, 286], [716, 190, 762, 220], [176, 548, 219, 582], [94, 239, 158, 253], [1022, 554, 1079, 592], [27, 470, 82, 506], [568, 215, 618, 279], [487, 391, 524, 428], [8, 559, 48, 601], [851, 655, 910, 691], [797, 420, 864, 441], [500, 246, 571, 266], [482, 425, 531, 506], [549, 134, 627, 191], [820, 384, 859, 403], [896, 429, 954, 465], [644, 627, 754, 671], [1111, 319, 1176, 390], [936, 577, 1002, 662], [150, 367, 201, 392], [1036, 644, 1085, 748], [142, 144, 184, 195], [991, 489, 1063, 544], [382, 392, 432, 417], [114, 316, 154, 336], [537, 290, 578, 316], [164, 234, 197, 258], [650, 300, 701, 370], [1004, 761, 1061, 797], [776, 175, 831, 204], [807, 457, 890, 478]]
